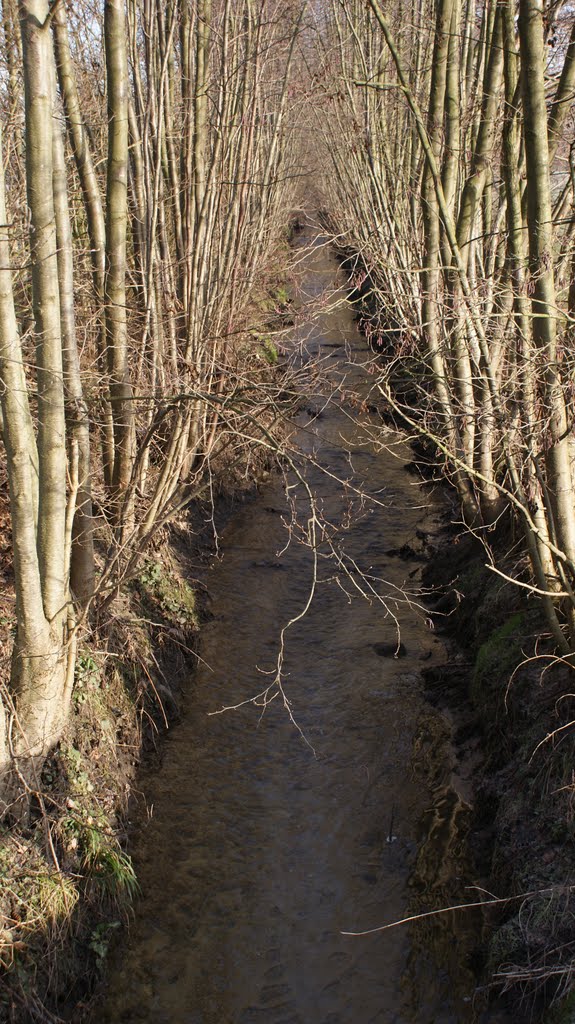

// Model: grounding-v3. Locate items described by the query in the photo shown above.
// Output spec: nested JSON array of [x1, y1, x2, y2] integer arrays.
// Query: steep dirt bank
[[419, 511, 575, 1023]]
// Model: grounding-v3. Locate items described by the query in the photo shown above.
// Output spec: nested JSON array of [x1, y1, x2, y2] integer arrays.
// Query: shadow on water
[[99, 227, 497, 1024]]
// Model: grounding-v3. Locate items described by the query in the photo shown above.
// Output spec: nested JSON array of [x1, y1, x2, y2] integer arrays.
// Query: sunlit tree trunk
[[105, 0, 135, 522], [519, 0, 575, 583], [0, 0, 77, 804], [421, 0, 479, 522], [52, 3, 115, 489], [52, 74, 95, 608], [500, 0, 555, 587]]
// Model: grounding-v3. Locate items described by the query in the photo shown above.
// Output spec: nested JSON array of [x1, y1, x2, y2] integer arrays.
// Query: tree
[[0, 0, 76, 807]]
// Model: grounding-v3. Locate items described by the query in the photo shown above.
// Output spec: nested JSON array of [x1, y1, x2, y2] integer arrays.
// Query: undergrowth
[[0, 267, 296, 1022]]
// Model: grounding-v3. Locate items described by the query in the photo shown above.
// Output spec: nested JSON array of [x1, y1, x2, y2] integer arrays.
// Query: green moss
[[137, 560, 199, 630], [487, 913, 524, 973], [253, 283, 291, 317], [273, 284, 289, 306], [250, 330, 279, 365], [261, 337, 278, 364], [73, 651, 102, 708], [61, 743, 94, 796], [473, 612, 526, 695], [458, 562, 492, 600]]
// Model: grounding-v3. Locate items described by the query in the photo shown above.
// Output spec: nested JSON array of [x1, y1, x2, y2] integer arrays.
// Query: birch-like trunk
[[500, 0, 556, 587], [52, 87, 95, 608], [519, 0, 575, 577], [105, 0, 136, 519], [0, 0, 76, 806], [52, 4, 115, 488], [421, 0, 479, 522]]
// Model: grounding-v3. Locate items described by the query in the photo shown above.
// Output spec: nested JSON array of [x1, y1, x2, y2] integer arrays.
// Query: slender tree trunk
[[0, 0, 77, 805], [421, 0, 479, 521], [52, 87, 95, 608], [52, 4, 115, 488], [519, 0, 575, 576], [105, 0, 136, 520], [500, 0, 556, 586]]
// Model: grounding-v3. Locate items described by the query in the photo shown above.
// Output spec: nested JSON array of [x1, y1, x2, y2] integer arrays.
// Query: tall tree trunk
[[500, 0, 556, 586], [105, 0, 136, 521], [52, 3, 115, 488], [0, 0, 76, 805], [52, 87, 95, 608], [519, 0, 575, 580], [421, 0, 480, 522]]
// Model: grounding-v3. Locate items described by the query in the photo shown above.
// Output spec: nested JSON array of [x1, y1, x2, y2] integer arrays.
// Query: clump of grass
[[86, 844, 138, 900], [58, 744, 138, 901], [30, 872, 80, 930], [0, 833, 81, 992], [59, 810, 135, 895]]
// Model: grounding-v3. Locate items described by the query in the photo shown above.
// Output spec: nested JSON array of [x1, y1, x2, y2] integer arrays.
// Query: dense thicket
[[313, 0, 575, 655], [0, 0, 304, 806]]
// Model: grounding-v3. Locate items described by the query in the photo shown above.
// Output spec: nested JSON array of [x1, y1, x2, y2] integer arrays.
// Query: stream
[[101, 229, 488, 1024]]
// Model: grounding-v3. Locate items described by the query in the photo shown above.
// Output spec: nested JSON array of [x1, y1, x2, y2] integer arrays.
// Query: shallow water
[[101, 230, 485, 1024]]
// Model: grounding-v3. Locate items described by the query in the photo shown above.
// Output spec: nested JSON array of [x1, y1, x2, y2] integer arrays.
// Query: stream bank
[[420, 521, 575, 1024], [0, 228, 532, 1024], [0, 267, 292, 1023]]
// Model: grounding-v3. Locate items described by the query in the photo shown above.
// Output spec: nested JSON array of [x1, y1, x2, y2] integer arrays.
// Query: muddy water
[[102, 233, 483, 1024]]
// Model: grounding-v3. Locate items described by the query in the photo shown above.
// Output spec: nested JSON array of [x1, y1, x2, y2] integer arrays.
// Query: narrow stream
[[101, 231, 485, 1024]]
